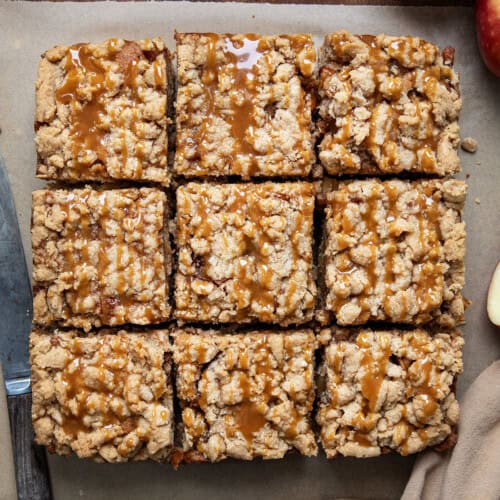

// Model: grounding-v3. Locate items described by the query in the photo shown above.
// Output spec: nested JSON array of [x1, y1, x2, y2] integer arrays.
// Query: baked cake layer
[[320, 178, 466, 327], [316, 327, 463, 458], [172, 328, 317, 462], [174, 182, 316, 325], [31, 328, 173, 462], [35, 37, 171, 184], [175, 33, 316, 178], [32, 186, 171, 331], [317, 31, 461, 176]]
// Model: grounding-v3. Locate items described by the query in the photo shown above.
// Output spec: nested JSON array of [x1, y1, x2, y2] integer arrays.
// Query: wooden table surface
[[169, 0, 474, 5], [46, 0, 475, 5]]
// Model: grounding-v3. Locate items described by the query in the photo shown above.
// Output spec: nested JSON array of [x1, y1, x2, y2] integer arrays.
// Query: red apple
[[477, 0, 500, 76]]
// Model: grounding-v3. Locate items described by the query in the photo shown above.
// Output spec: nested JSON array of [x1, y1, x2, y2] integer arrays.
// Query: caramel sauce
[[56, 45, 108, 173], [355, 186, 380, 319], [178, 34, 312, 176], [382, 183, 399, 317], [197, 370, 209, 411], [414, 187, 443, 319], [327, 345, 345, 407], [61, 336, 139, 437], [409, 355, 440, 421], [358, 333, 391, 413], [396, 332, 444, 453], [329, 188, 374, 320], [56, 189, 160, 325], [352, 431, 373, 448], [195, 343, 208, 364], [153, 59, 165, 89], [59, 192, 93, 316], [283, 406, 301, 440], [55, 40, 155, 177], [239, 349, 250, 370], [195, 337, 302, 450], [284, 34, 316, 78], [324, 33, 450, 173], [232, 401, 267, 444], [225, 35, 263, 172]]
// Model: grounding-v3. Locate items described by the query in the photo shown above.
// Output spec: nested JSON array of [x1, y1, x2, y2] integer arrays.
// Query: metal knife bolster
[[0, 155, 32, 396]]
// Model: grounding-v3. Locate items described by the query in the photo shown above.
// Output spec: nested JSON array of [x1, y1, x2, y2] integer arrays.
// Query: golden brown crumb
[[461, 137, 478, 153]]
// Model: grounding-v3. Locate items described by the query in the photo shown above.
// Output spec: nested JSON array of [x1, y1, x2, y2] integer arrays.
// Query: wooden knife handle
[[7, 394, 52, 500]]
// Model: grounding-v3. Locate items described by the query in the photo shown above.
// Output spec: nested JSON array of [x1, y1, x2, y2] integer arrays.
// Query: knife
[[0, 154, 52, 500]]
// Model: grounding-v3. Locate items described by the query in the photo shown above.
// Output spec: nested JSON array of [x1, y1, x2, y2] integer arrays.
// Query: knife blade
[[0, 153, 52, 500], [0, 155, 32, 396]]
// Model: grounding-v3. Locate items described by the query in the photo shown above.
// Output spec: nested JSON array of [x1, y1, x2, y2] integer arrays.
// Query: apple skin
[[477, 0, 500, 76]]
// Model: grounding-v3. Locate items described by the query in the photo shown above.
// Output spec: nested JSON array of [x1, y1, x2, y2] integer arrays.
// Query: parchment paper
[[0, 2, 499, 499]]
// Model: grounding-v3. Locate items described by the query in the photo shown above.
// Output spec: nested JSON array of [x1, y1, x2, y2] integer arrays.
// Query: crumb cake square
[[35, 37, 171, 185], [317, 31, 461, 176], [172, 328, 317, 462], [32, 186, 171, 332], [175, 33, 316, 178], [320, 179, 466, 327], [174, 182, 316, 325], [316, 327, 463, 458], [31, 328, 173, 462]]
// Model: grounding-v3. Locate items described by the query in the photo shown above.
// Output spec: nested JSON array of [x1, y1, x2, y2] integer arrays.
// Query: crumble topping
[[35, 37, 170, 184], [31, 328, 173, 462], [175, 33, 315, 178], [32, 187, 171, 331], [317, 31, 462, 176], [175, 182, 316, 325], [316, 327, 463, 458], [173, 329, 317, 462], [322, 179, 466, 327]]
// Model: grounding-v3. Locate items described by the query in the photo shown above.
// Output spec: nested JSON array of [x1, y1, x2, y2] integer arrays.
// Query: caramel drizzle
[[414, 185, 443, 319], [57, 189, 163, 325], [382, 183, 402, 318], [333, 331, 444, 452], [231, 186, 276, 320], [60, 335, 158, 439], [186, 336, 305, 453], [233, 338, 302, 447], [323, 33, 452, 173], [330, 184, 381, 322], [399, 332, 444, 454], [178, 33, 314, 176], [55, 40, 162, 178], [56, 44, 108, 174], [329, 181, 443, 323]]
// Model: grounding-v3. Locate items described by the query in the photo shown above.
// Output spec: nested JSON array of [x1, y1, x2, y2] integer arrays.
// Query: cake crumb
[[461, 137, 478, 153], [474, 198, 481, 205]]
